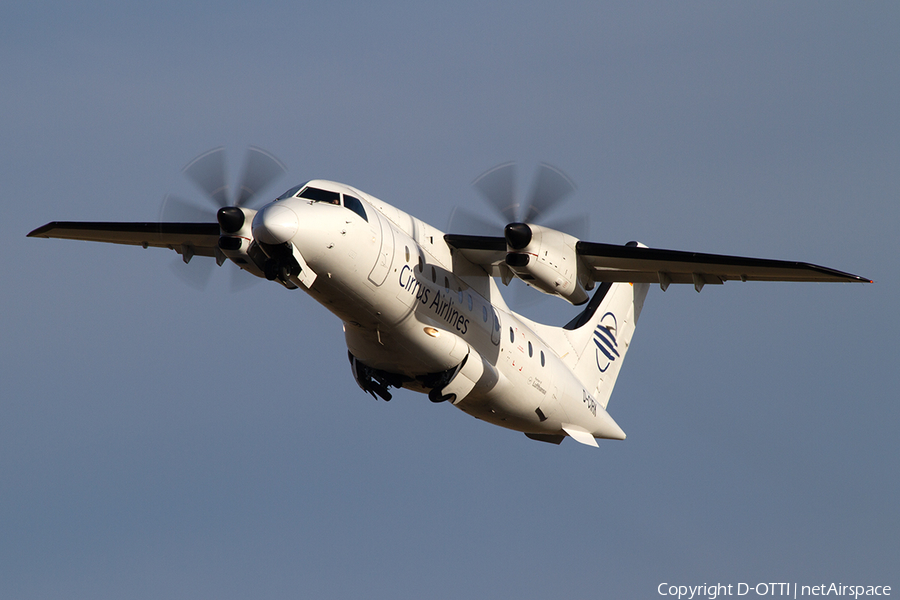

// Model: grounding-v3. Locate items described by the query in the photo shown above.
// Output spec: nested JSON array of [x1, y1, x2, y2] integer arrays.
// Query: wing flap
[[28, 222, 221, 257]]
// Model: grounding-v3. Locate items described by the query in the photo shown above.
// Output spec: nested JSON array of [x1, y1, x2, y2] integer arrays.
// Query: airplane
[[28, 147, 871, 448]]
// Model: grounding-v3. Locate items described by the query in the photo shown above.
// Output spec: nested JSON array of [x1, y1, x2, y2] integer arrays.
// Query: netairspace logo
[[657, 582, 892, 600], [594, 312, 619, 372]]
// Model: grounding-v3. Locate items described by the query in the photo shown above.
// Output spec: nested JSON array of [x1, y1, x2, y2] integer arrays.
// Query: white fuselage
[[256, 182, 622, 441]]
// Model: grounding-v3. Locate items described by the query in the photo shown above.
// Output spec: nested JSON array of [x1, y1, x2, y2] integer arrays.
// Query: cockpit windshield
[[276, 184, 368, 222], [299, 187, 341, 204], [277, 184, 304, 200], [342, 195, 368, 222]]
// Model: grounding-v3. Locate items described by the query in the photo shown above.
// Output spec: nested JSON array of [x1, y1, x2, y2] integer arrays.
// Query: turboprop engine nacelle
[[215, 206, 269, 280], [504, 223, 592, 305]]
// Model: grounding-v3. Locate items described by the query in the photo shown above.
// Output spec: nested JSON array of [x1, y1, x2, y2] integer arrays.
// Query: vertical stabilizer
[[561, 279, 650, 410]]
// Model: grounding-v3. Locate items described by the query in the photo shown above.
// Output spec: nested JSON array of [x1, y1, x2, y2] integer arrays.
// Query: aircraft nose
[[252, 203, 299, 244]]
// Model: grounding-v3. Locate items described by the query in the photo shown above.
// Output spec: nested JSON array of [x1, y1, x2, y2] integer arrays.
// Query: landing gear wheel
[[264, 260, 278, 281], [428, 388, 453, 403]]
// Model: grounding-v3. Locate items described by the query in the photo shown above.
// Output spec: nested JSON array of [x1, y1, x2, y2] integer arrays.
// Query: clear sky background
[[2, 2, 897, 598]]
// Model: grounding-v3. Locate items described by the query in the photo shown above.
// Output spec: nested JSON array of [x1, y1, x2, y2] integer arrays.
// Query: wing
[[576, 241, 870, 285], [28, 221, 220, 260], [443, 234, 508, 277], [444, 234, 870, 287]]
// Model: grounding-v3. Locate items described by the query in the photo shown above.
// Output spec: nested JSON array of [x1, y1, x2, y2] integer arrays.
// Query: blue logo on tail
[[594, 312, 619, 372]]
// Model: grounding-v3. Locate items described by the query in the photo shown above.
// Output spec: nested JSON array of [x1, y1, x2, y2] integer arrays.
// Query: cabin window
[[467, 294, 473, 311], [540, 351, 545, 367], [404, 246, 410, 262], [482, 306, 488, 322], [418, 255, 424, 272], [431, 266, 436, 283], [528, 341, 533, 357], [509, 328, 515, 343], [444, 276, 450, 290]]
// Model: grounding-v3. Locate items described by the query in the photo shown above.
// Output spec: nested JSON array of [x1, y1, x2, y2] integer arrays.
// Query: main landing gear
[[348, 352, 465, 404], [348, 352, 406, 402]]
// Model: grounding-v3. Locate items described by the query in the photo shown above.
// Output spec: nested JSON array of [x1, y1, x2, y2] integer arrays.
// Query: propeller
[[450, 162, 589, 308], [451, 162, 588, 240], [160, 146, 286, 290], [473, 162, 577, 224]]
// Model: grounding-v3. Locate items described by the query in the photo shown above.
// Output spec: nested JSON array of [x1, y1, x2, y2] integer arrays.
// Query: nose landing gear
[[257, 241, 303, 288]]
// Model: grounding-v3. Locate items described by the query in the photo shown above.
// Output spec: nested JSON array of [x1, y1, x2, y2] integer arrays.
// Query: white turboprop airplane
[[28, 148, 870, 447]]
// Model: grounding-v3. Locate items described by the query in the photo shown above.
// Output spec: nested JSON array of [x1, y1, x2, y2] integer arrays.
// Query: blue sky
[[2, 2, 897, 598]]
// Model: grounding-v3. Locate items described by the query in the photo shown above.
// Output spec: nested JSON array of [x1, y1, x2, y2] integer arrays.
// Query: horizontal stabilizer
[[561, 424, 600, 447]]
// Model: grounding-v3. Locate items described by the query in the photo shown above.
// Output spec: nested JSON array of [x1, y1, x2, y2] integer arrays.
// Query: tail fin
[[561, 280, 650, 410]]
